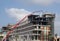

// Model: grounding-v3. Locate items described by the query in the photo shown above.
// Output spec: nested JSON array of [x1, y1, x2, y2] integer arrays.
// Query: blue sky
[[0, 0, 60, 35]]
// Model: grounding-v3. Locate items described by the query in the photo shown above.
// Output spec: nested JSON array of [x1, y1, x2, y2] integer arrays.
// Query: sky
[[0, 0, 60, 35]]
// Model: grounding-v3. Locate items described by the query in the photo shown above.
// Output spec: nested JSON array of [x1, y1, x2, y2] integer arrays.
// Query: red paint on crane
[[2, 11, 42, 41], [2, 14, 32, 41]]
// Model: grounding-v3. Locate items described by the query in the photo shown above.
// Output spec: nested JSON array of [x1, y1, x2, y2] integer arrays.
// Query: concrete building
[[0, 28, 6, 41], [9, 13, 55, 41], [54, 35, 60, 41], [2, 24, 13, 41], [0, 32, 4, 41], [0, 28, 3, 41]]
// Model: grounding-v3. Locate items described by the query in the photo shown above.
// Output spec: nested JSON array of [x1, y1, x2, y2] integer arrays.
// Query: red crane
[[2, 14, 32, 41], [2, 11, 43, 41]]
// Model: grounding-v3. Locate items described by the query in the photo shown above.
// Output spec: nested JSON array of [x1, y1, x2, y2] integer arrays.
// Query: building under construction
[[8, 13, 55, 41]]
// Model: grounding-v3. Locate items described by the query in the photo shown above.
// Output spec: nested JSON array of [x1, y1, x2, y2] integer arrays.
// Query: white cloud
[[5, 8, 31, 21], [55, 14, 60, 35], [14, 0, 60, 6], [32, 0, 53, 5], [6, 8, 60, 35], [27, 0, 60, 6]]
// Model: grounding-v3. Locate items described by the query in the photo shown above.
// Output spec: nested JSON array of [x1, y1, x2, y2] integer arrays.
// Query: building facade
[[0, 28, 3, 41], [54, 35, 60, 41], [9, 13, 55, 41], [2, 24, 13, 41]]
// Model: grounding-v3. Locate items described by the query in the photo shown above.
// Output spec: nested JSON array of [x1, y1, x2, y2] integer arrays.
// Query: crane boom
[[2, 14, 32, 41]]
